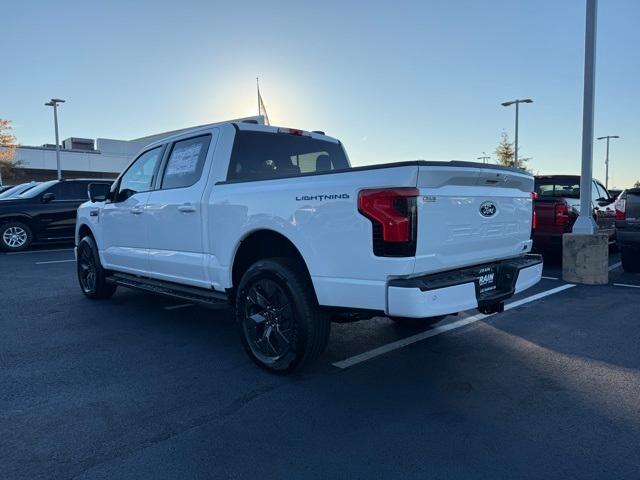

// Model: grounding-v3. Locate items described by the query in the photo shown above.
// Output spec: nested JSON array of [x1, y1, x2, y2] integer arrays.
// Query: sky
[[2, 0, 638, 188]]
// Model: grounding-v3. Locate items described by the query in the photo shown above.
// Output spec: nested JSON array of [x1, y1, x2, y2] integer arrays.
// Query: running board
[[108, 272, 228, 306]]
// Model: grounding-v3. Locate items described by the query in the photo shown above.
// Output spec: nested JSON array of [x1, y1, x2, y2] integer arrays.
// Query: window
[[161, 135, 211, 189], [55, 181, 90, 201], [535, 178, 581, 198], [591, 181, 602, 202], [116, 147, 163, 201], [227, 131, 349, 182], [594, 182, 609, 201]]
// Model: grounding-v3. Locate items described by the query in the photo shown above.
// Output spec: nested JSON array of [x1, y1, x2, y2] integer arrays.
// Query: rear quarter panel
[[208, 166, 422, 310]]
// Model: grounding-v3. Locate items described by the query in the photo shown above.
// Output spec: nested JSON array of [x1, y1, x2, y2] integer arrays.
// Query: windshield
[[0, 182, 39, 199], [18, 180, 57, 198]]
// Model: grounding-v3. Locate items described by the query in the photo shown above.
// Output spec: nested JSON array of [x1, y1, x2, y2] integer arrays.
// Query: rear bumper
[[386, 254, 543, 318]]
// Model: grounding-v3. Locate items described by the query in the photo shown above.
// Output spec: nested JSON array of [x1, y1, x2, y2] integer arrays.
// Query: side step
[[108, 272, 228, 306]]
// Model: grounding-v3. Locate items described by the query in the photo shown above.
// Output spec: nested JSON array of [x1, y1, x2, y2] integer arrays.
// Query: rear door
[[146, 133, 215, 288], [37, 181, 89, 240], [414, 165, 534, 273]]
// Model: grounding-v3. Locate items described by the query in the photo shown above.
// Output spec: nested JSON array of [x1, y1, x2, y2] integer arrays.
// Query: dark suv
[[615, 188, 640, 272], [0, 179, 112, 251]]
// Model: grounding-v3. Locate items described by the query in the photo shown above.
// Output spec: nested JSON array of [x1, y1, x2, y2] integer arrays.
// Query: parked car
[[532, 175, 616, 252], [0, 181, 39, 200], [0, 179, 112, 251], [76, 121, 542, 372], [615, 188, 640, 272], [0, 185, 14, 194]]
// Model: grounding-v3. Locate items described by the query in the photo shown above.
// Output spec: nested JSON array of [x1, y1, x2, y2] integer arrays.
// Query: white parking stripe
[[6, 248, 74, 255], [35, 259, 75, 265], [609, 261, 622, 271], [164, 303, 193, 310], [613, 283, 640, 289], [542, 276, 559, 280], [332, 284, 576, 370]]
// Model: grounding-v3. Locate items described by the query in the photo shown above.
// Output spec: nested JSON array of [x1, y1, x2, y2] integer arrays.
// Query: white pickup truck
[[76, 120, 542, 372]]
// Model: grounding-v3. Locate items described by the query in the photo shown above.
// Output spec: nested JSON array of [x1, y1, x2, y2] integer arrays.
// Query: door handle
[[130, 206, 143, 215], [178, 204, 196, 213]]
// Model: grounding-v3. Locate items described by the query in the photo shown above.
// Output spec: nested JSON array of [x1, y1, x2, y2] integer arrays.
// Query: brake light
[[531, 192, 537, 229], [554, 202, 570, 226], [615, 197, 626, 220], [358, 187, 419, 256], [277, 127, 307, 136]]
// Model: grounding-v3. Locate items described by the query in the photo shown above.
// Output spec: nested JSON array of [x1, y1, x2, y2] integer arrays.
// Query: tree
[[495, 131, 531, 172], [634, 180, 640, 188], [0, 119, 21, 185]]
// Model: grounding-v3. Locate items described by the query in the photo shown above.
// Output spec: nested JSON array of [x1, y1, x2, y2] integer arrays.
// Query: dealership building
[[0, 116, 263, 184]]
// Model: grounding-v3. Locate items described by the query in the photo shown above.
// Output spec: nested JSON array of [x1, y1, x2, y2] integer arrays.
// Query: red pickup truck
[[532, 175, 616, 251]]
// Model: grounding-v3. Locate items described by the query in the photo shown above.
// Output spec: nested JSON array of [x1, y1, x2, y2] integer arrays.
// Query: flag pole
[[256, 77, 261, 117]]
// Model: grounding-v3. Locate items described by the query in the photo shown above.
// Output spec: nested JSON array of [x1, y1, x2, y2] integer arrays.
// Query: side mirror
[[88, 183, 111, 202], [42, 192, 55, 203]]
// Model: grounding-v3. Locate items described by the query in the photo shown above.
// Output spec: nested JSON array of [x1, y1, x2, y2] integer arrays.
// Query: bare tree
[[634, 180, 640, 188], [0, 119, 22, 184]]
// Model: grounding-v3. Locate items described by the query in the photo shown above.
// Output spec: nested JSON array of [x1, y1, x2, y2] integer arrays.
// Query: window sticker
[[166, 143, 203, 176]]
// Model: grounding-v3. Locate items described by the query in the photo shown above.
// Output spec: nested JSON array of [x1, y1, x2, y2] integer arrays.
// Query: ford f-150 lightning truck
[[76, 120, 542, 372]]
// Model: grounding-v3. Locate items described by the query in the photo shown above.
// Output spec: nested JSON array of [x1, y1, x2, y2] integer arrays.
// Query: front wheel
[[0, 221, 33, 251], [235, 258, 330, 373], [391, 315, 447, 329], [77, 236, 117, 299], [621, 247, 640, 273]]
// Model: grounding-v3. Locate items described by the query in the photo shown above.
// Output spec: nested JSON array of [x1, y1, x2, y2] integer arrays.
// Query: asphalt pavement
[[1, 245, 639, 479]]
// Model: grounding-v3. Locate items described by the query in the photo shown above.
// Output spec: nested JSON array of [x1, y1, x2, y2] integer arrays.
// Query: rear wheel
[[235, 258, 330, 373], [391, 315, 446, 329], [0, 221, 33, 252], [621, 247, 640, 273], [77, 236, 117, 299]]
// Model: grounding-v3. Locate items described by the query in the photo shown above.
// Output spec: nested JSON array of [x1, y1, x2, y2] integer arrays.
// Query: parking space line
[[35, 259, 75, 265], [6, 248, 74, 255], [609, 262, 622, 271], [332, 284, 576, 370], [164, 303, 193, 310], [613, 283, 640, 289], [542, 276, 559, 280]]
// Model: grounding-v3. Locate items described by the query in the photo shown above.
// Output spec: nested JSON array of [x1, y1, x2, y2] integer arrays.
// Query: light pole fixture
[[596, 135, 619, 190], [477, 152, 490, 164], [573, 0, 598, 235], [501, 98, 533, 168], [45, 98, 66, 180]]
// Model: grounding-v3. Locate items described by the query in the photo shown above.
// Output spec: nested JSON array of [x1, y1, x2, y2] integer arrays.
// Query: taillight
[[554, 202, 570, 226], [358, 187, 419, 257], [530, 192, 537, 230], [615, 197, 626, 220]]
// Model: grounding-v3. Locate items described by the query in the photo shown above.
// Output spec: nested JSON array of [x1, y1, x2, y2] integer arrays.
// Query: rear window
[[535, 178, 580, 198], [227, 131, 350, 182]]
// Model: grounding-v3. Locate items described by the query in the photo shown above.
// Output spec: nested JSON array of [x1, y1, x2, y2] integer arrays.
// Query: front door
[[101, 146, 164, 274], [146, 134, 213, 288]]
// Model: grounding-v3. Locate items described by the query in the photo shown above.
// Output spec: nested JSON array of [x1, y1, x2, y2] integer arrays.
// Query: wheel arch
[[77, 223, 95, 243], [230, 229, 314, 296]]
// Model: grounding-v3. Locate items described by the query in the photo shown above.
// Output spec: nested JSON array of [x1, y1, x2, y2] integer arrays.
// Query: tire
[[0, 221, 33, 252], [77, 235, 117, 299], [391, 315, 447, 329], [235, 257, 330, 373], [621, 247, 640, 273]]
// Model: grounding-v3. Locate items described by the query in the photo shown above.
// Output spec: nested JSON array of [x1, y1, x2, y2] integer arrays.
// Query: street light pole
[[596, 135, 619, 190], [501, 98, 533, 168], [45, 98, 65, 180], [477, 153, 490, 164], [573, 0, 598, 234]]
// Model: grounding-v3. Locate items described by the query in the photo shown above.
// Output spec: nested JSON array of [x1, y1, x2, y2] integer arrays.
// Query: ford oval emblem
[[479, 201, 497, 218]]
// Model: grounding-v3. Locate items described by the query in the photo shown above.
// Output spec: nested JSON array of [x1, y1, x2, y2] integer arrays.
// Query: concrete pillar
[[562, 233, 609, 284]]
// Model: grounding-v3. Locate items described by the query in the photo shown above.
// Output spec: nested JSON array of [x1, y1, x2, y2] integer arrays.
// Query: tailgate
[[414, 165, 534, 273]]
